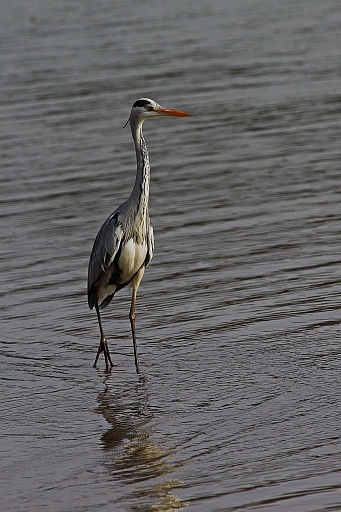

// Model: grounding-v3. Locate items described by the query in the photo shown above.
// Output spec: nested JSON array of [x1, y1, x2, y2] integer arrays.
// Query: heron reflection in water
[[97, 378, 187, 510]]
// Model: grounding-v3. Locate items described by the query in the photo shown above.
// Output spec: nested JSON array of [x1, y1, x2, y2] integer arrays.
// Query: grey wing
[[145, 222, 154, 268], [87, 212, 124, 308]]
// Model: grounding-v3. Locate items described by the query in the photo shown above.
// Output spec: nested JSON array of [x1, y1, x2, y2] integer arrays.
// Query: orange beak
[[157, 107, 191, 117]]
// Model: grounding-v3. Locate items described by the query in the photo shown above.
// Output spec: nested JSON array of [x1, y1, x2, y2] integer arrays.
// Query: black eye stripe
[[133, 99, 151, 108]]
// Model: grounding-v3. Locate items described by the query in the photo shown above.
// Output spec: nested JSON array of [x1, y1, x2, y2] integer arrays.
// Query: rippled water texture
[[1, 0, 340, 510]]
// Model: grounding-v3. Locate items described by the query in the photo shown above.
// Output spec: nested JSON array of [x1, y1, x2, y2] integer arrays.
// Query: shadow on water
[[96, 373, 187, 511]]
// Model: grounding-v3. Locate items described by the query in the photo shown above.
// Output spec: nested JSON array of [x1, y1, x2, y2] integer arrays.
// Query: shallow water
[[1, 0, 340, 510]]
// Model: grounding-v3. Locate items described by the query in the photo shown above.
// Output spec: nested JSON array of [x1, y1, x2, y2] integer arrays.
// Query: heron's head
[[129, 98, 190, 124]]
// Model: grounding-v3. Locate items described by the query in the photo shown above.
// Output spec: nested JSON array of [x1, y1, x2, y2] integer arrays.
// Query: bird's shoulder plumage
[[87, 209, 123, 304]]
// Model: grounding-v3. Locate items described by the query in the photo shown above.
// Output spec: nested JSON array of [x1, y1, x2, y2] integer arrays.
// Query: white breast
[[118, 238, 147, 284]]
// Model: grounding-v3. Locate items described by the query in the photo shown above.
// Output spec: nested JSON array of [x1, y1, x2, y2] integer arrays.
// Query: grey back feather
[[87, 200, 153, 308]]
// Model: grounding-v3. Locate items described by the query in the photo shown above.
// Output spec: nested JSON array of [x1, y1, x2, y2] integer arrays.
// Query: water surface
[[1, 0, 340, 510]]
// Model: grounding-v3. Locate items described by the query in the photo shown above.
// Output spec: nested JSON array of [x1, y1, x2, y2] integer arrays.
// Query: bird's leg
[[94, 303, 113, 369], [129, 267, 145, 373], [129, 287, 140, 373]]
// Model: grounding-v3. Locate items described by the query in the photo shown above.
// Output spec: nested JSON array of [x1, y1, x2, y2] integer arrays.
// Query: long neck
[[130, 120, 150, 216]]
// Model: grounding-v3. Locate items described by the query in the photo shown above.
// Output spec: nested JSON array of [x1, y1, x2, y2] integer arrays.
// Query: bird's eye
[[145, 105, 154, 111]]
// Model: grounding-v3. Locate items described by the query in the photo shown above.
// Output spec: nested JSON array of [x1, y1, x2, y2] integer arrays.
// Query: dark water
[[1, 0, 340, 510]]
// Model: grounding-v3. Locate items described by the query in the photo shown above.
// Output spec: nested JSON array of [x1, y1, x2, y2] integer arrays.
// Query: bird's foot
[[94, 337, 113, 369]]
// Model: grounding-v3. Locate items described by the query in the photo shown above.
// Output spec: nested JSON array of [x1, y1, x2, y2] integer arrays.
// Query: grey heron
[[87, 98, 190, 371]]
